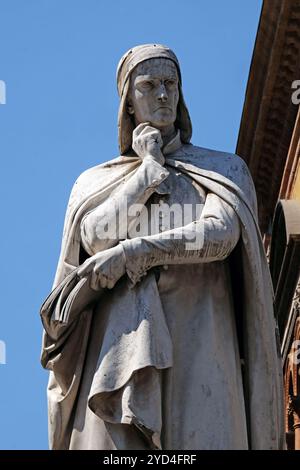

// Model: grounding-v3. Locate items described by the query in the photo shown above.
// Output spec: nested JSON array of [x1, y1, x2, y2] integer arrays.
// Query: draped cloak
[[40, 142, 284, 450]]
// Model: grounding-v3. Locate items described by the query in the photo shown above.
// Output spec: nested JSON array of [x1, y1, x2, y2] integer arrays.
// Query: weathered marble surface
[[41, 44, 284, 450]]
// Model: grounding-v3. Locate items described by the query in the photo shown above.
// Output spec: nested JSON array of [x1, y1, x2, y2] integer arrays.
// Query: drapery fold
[[40, 145, 284, 449]]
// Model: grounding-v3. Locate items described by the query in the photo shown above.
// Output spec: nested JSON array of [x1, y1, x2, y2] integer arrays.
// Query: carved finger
[[99, 274, 108, 289], [133, 122, 151, 139], [77, 260, 95, 278], [90, 271, 101, 291], [138, 125, 159, 136], [106, 278, 116, 289]]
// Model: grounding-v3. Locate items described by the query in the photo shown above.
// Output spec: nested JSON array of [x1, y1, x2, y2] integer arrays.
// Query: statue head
[[117, 44, 192, 154]]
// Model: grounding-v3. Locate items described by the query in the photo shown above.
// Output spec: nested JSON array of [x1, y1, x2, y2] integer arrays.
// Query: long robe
[[40, 137, 284, 450]]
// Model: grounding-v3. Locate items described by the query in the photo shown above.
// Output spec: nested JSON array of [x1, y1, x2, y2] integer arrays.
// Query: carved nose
[[159, 93, 168, 103], [158, 84, 168, 102]]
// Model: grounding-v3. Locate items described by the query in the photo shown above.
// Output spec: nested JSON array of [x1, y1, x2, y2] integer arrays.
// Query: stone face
[[40, 44, 284, 450]]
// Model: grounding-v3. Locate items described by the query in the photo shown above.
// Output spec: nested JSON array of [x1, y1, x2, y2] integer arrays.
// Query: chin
[[150, 118, 176, 128], [149, 110, 176, 127]]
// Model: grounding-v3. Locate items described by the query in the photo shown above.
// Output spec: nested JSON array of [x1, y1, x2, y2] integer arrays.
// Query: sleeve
[[120, 193, 241, 285], [80, 157, 170, 256]]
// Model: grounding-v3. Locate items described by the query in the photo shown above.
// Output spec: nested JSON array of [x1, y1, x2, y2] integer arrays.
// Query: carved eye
[[165, 79, 176, 87], [142, 81, 154, 89]]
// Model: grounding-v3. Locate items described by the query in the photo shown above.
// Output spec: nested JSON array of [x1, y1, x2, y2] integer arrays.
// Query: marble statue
[[40, 44, 284, 450]]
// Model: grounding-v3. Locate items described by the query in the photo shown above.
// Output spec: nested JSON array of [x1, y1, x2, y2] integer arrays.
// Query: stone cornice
[[280, 107, 300, 199], [236, 0, 300, 234]]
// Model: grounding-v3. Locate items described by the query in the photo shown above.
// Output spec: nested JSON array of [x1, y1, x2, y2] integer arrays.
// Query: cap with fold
[[116, 44, 192, 154]]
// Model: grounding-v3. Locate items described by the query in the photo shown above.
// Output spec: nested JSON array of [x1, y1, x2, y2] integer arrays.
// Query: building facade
[[236, 0, 300, 449]]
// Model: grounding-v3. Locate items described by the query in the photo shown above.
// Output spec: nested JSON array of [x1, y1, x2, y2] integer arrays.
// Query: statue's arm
[[120, 193, 241, 285], [80, 157, 169, 255]]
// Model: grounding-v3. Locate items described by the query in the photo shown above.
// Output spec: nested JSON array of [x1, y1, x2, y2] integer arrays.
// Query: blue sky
[[0, 0, 262, 449]]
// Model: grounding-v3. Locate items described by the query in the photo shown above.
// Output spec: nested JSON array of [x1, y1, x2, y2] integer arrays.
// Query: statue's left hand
[[77, 244, 126, 291]]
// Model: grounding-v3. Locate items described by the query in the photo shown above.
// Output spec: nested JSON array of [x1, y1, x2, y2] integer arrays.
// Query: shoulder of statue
[[180, 144, 258, 217], [64, 155, 136, 215], [72, 155, 135, 193], [181, 144, 254, 185], [74, 155, 121, 185]]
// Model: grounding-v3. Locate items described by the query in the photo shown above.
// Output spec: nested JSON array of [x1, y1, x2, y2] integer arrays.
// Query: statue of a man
[[41, 44, 284, 450]]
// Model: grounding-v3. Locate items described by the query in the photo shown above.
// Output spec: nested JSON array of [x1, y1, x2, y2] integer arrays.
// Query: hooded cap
[[116, 44, 192, 154]]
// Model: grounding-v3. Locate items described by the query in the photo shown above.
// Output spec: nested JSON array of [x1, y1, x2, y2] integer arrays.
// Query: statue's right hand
[[77, 245, 126, 291], [132, 123, 165, 166]]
